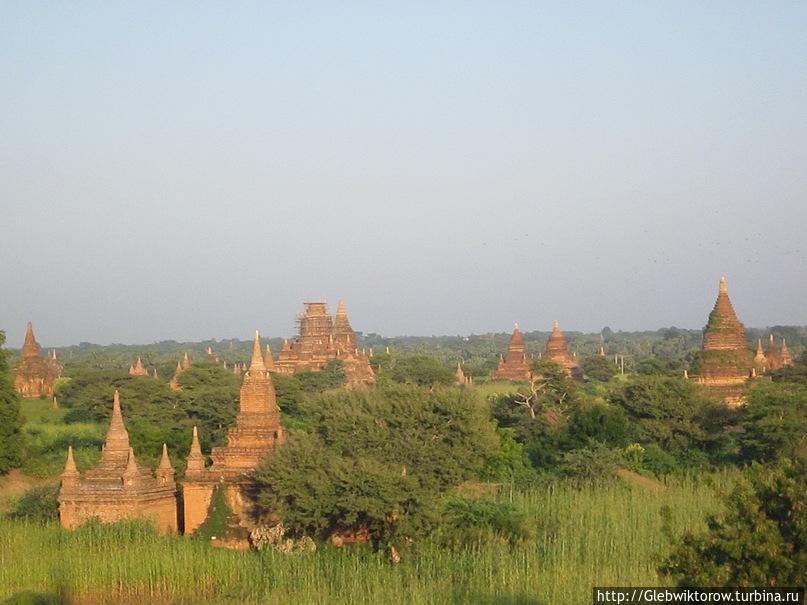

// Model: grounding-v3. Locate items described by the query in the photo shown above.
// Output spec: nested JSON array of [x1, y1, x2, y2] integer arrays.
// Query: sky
[[1, 2, 806, 347]]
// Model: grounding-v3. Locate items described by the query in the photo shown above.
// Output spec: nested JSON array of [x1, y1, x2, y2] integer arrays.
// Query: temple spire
[[158, 443, 172, 471], [122, 448, 139, 484], [103, 390, 130, 457], [264, 344, 276, 370], [719, 276, 728, 294], [63, 445, 79, 477], [22, 321, 41, 358], [186, 425, 206, 475], [250, 330, 266, 372]]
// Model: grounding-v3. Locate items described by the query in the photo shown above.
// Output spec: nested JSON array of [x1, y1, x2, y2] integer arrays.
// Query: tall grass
[[0, 472, 734, 605]]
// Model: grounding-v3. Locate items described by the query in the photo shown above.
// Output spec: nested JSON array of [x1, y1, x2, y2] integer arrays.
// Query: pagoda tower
[[544, 321, 579, 376], [493, 324, 532, 381], [128, 356, 149, 377], [275, 300, 375, 386], [764, 335, 794, 370], [455, 362, 467, 385], [695, 277, 754, 404], [57, 390, 177, 534], [182, 331, 286, 534], [12, 322, 63, 398]]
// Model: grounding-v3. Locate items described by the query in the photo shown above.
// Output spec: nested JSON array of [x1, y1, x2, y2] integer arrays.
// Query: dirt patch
[[616, 468, 665, 493], [0, 469, 50, 513]]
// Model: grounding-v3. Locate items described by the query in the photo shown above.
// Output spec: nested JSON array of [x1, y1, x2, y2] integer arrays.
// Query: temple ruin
[[493, 324, 532, 381], [544, 321, 580, 377], [694, 277, 755, 404], [183, 331, 286, 535], [58, 390, 178, 534], [128, 356, 150, 377], [12, 322, 63, 398], [275, 301, 375, 386]]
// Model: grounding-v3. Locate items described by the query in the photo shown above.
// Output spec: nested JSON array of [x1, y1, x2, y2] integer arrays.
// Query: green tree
[[387, 355, 453, 386], [661, 459, 806, 586], [0, 331, 24, 474], [739, 381, 807, 462], [580, 355, 618, 382], [608, 376, 708, 464], [250, 385, 500, 543]]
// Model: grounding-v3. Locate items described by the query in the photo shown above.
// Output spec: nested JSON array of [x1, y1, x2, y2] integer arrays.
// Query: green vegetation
[[0, 473, 731, 605], [0, 332, 24, 474], [662, 459, 805, 587], [250, 385, 500, 543]]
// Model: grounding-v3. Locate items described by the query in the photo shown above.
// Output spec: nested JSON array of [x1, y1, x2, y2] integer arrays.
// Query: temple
[[182, 331, 286, 535], [759, 334, 794, 371], [12, 322, 63, 398], [694, 277, 755, 404], [493, 324, 532, 381], [128, 356, 149, 377], [58, 390, 178, 534], [275, 301, 375, 386], [544, 321, 580, 377]]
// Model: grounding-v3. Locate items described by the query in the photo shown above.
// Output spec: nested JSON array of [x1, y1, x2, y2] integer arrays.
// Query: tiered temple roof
[[12, 322, 63, 398], [493, 324, 532, 381], [183, 332, 286, 535], [128, 356, 150, 377], [762, 334, 794, 371], [275, 301, 375, 386], [544, 321, 579, 376], [695, 277, 755, 404], [58, 390, 178, 534]]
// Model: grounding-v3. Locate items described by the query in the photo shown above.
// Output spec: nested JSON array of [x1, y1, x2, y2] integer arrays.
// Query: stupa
[[493, 324, 532, 381], [58, 390, 178, 534], [763, 334, 794, 371], [275, 301, 375, 386], [182, 331, 286, 534], [128, 356, 149, 377], [12, 322, 63, 398], [544, 321, 580, 376], [695, 277, 754, 404]]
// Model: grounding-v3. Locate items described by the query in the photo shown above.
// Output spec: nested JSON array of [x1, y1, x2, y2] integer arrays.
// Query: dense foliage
[[661, 458, 806, 586], [0, 331, 24, 474], [250, 385, 501, 543]]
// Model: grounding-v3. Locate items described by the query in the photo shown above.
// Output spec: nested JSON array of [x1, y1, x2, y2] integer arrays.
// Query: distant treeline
[[6, 325, 806, 376]]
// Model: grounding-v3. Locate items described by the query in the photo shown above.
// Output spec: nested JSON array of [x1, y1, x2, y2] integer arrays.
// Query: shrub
[[7, 484, 60, 522]]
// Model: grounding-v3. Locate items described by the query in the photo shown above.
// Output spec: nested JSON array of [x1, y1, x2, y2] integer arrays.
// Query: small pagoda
[[183, 331, 286, 535], [544, 321, 580, 377], [694, 277, 755, 404], [493, 324, 532, 381], [275, 300, 375, 386], [58, 390, 178, 534], [759, 334, 793, 371], [12, 322, 63, 398], [128, 356, 150, 377]]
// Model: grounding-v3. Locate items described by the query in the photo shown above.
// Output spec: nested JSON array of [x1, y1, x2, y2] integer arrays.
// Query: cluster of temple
[[693, 277, 792, 404], [58, 331, 285, 537], [493, 321, 580, 380], [11, 322, 63, 398], [58, 390, 178, 533], [275, 301, 375, 386]]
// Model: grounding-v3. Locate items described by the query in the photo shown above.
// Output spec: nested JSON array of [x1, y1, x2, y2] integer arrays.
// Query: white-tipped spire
[[249, 330, 266, 372]]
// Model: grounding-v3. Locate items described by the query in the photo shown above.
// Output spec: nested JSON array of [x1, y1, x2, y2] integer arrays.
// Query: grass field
[[0, 472, 734, 605]]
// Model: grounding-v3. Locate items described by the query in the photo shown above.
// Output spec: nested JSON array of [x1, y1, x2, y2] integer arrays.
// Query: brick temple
[[128, 356, 149, 377], [544, 321, 580, 377], [275, 301, 375, 386], [493, 324, 532, 381], [58, 390, 178, 534], [694, 277, 755, 404], [12, 322, 63, 398], [183, 331, 286, 535], [755, 334, 794, 371]]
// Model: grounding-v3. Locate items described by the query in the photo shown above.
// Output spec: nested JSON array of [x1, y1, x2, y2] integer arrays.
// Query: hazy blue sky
[[2, 2, 806, 347]]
